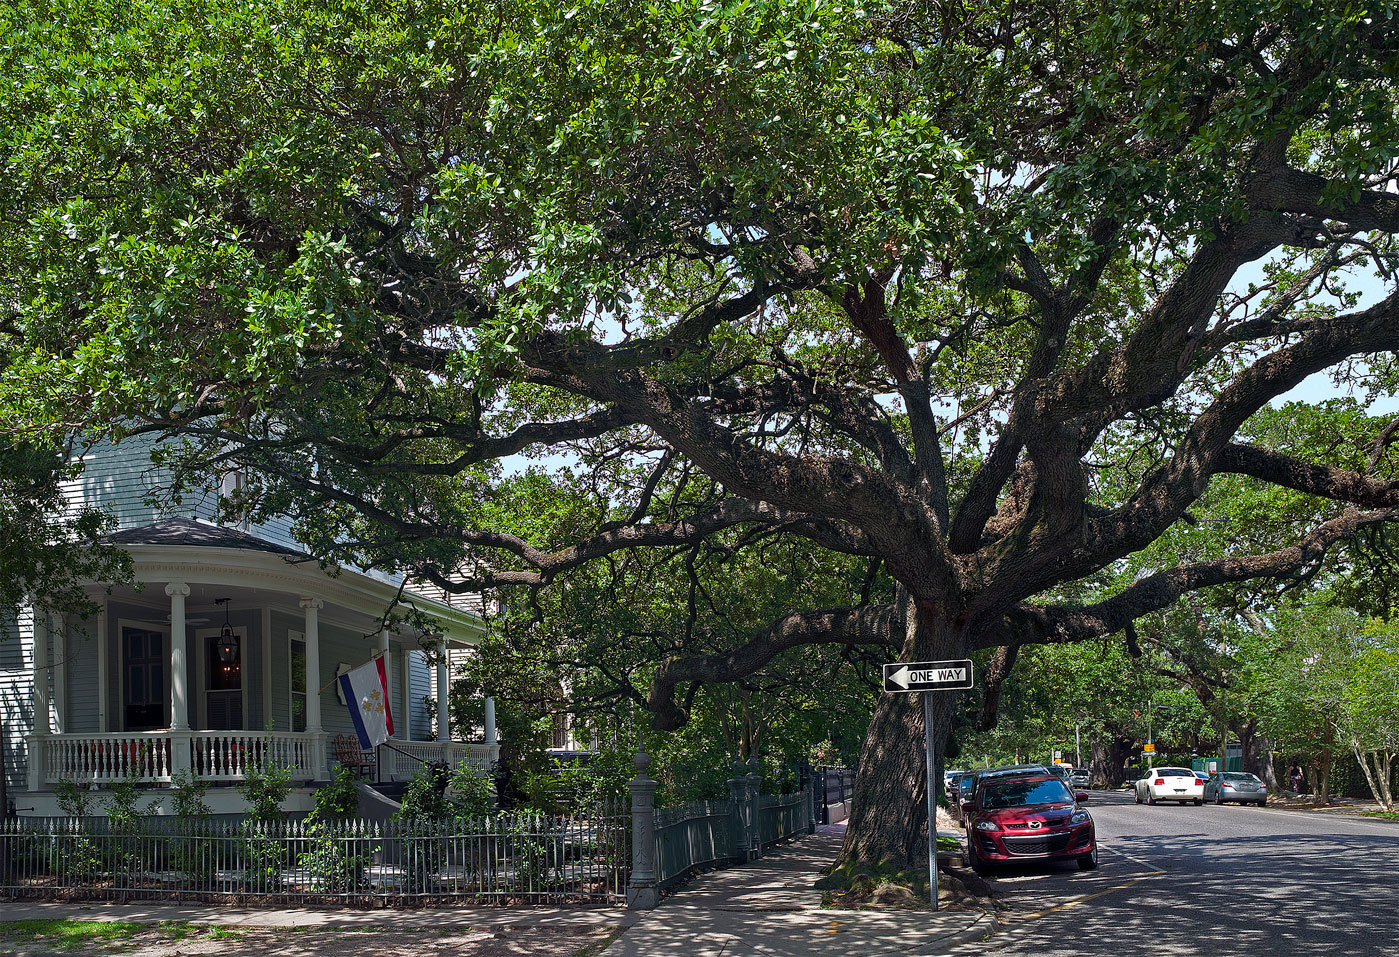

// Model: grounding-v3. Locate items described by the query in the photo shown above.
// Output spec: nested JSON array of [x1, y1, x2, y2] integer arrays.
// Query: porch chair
[[333, 734, 376, 779]]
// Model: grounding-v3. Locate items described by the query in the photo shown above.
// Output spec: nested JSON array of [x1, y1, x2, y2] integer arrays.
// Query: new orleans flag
[[339, 655, 395, 748]]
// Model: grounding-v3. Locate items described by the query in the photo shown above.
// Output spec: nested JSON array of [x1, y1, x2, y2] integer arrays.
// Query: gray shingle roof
[[104, 517, 307, 557]]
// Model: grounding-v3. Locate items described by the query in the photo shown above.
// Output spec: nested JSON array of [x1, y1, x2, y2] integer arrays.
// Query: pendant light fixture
[[216, 598, 239, 664]]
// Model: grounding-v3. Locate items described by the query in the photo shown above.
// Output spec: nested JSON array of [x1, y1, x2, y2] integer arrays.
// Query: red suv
[[962, 774, 1098, 874]]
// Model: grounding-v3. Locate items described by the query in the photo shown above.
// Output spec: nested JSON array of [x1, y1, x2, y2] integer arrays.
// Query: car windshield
[[982, 779, 1074, 809], [1223, 773, 1260, 782], [1157, 768, 1193, 776]]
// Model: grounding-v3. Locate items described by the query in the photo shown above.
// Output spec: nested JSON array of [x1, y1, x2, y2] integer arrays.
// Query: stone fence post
[[802, 766, 817, 834], [746, 758, 762, 860], [728, 759, 749, 863], [626, 746, 658, 910]]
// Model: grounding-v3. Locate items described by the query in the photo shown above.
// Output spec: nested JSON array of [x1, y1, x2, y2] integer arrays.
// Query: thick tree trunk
[[1316, 728, 1334, 802], [1233, 718, 1272, 783], [1092, 734, 1137, 788], [839, 595, 964, 868]]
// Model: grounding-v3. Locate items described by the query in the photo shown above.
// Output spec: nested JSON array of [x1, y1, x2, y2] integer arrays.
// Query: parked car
[[1068, 767, 1092, 790], [1047, 764, 1072, 783], [955, 765, 1051, 822], [963, 773, 1098, 874], [1134, 766, 1206, 806], [963, 765, 1052, 802], [949, 771, 976, 804], [1204, 772, 1269, 806]]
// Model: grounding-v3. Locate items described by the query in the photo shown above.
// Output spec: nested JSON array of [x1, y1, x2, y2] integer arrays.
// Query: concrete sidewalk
[[0, 899, 636, 932], [602, 824, 995, 957]]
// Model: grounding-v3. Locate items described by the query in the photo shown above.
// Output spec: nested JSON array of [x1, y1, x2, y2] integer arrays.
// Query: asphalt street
[[954, 789, 1399, 957]]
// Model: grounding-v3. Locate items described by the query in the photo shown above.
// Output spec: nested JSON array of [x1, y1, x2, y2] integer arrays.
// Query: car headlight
[[973, 819, 1000, 832], [1070, 810, 1090, 825]]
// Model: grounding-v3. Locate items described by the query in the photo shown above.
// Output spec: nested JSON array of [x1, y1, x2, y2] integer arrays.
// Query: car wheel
[[1214, 792, 1224, 806], [1078, 844, 1099, 870], [1147, 793, 1157, 806], [1134, 789, 1142, 804], [1194, 798, 1203, 806], [1258, 799, 1268, 807], [968, 840, 991, 877]]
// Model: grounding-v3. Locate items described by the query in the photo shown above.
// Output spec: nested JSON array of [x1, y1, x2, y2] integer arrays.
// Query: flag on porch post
[[339, 655, 395, 749]]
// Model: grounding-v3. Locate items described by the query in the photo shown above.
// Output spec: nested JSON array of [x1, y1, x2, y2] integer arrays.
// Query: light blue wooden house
[[1, 434, 497, 815]]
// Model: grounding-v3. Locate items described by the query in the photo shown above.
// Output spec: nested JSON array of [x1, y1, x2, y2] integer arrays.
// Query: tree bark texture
[[840, 592, 964, 867]]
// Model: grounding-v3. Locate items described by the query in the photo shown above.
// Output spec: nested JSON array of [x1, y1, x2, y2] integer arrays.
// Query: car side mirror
[[960, 800, 975, 814], [1075, 791, 1090, 803]]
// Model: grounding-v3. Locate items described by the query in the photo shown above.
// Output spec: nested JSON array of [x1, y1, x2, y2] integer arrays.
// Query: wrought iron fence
[[0, 803, 628, 906], [653, 799, 733, 888], [757, 791, 806, 847]]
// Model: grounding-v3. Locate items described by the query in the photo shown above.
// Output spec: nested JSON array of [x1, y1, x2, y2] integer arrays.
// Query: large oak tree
[[4, 0, 1399, 865]]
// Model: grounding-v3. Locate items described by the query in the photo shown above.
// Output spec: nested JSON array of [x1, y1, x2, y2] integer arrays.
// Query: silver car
[[1204, 771, 1269, 806]]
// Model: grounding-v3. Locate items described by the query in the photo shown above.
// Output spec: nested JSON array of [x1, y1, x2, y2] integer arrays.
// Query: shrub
[[52, 779, 101, 880], [104, 763, 157, 876], [311, 765, 361, 822], [237, 750, 293, 889], [169, 769, 213, 882]]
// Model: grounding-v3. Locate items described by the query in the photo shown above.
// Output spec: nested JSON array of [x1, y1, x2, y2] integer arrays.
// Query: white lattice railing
[[190, 731, 323, 781], [380, 741, 500, 782], [41, 732, 175, 785], [34, 731, 326, 785]]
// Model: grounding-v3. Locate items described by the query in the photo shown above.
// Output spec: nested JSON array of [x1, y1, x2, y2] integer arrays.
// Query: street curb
[[911, 906, 1000, 955], [1253, 803, 1399, 825]]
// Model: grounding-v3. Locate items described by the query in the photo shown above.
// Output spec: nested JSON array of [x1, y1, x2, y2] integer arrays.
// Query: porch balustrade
[[380, 741, 500, 781], [30, 730, 328, 787]]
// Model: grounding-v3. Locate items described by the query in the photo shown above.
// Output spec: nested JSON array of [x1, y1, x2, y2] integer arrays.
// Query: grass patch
[[1361, 810, 1399, 820], [0, 920, 146, 952], [816, 856, 993, 911], [572, 927, 627, 957]]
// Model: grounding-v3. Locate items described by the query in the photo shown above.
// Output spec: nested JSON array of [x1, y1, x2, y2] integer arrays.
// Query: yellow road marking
[[827, 920, 841, 934], [1014, 871, 1166, 922]]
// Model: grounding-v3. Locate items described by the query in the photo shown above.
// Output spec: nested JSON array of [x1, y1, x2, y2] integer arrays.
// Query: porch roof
[[103, 519, 485, 647], [105, 517, 306, 557]]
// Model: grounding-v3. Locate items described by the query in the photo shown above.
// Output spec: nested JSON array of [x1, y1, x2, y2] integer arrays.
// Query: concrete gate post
[[746, 757, 762, 860], [728, 759, 750, 862], [626, 746, 659, 910]]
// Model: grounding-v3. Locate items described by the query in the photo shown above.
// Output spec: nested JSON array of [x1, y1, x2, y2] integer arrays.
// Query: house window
[[289, 636, 307, 733], [204, 633, 243, 730]]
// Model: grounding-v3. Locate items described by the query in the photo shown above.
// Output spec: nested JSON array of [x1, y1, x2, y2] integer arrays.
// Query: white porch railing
[[189, 731, 324, 782], [30, 731, 328, 787], [39, 732, 176, 785], [380, 741, 500, 782]]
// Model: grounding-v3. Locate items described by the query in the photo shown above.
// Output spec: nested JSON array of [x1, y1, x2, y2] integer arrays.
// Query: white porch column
[[165, 582, 192, 779], [166, 582, 190, 731], [300, 598, 328, 781], [51, 611, 65, 734], [400, 647, 413, 741], [379, 630, 393, 737], [436, 643, 450, 743], [299, 598, 324, 733], [31, 607, 50, 737], [484, 695, 497, 748], [27, 605, 52, 792]]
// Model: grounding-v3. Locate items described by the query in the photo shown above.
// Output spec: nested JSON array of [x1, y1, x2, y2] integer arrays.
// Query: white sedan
[[1134, 767, 1206, 806]]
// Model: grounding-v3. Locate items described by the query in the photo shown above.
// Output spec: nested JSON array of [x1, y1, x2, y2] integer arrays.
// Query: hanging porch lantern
[[216, 598, 239, 664]]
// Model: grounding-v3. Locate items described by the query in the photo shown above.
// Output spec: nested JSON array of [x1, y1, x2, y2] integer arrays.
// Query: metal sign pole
[[924, 690, 938, 910]]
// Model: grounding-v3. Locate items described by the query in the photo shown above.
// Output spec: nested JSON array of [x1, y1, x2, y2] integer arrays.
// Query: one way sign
[[883, 659, 974, 693]]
